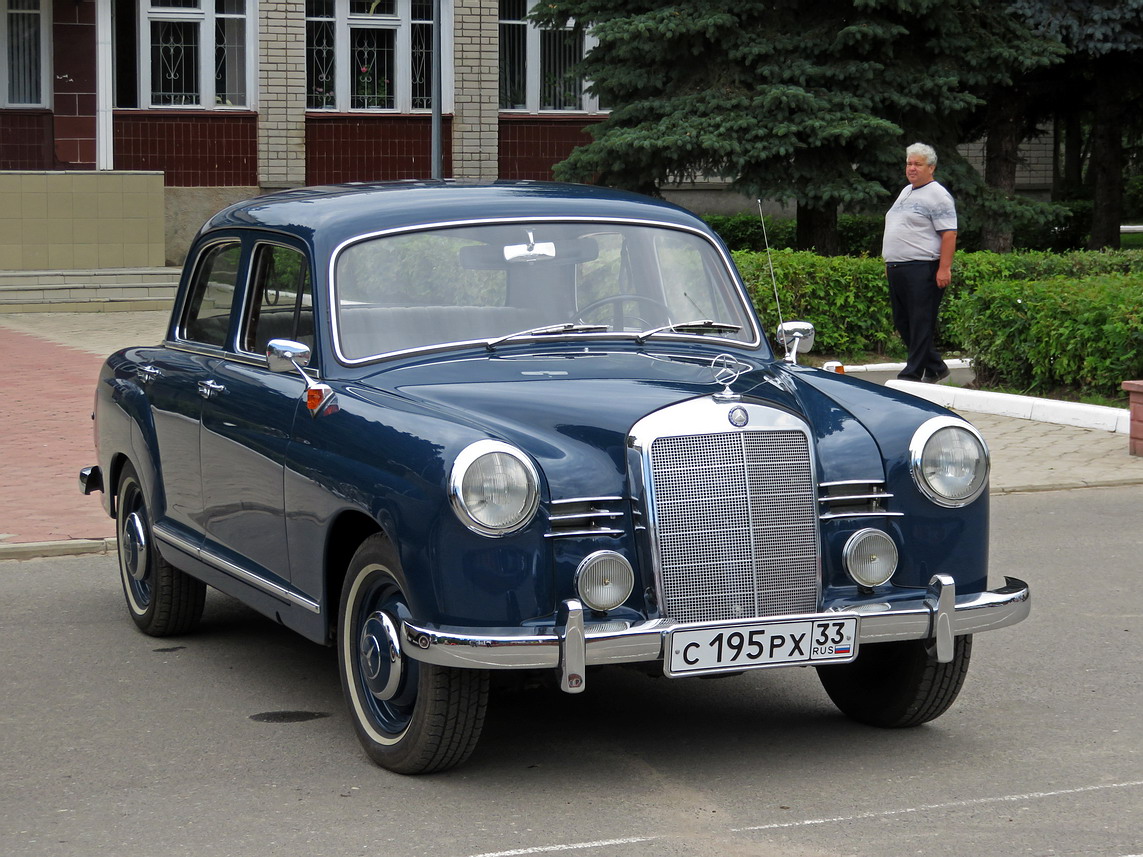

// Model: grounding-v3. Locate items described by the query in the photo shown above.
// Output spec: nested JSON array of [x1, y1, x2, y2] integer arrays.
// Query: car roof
[[199, 180, 713, 248]]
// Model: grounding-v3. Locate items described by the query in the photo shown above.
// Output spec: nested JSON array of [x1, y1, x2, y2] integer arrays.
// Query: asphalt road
[[2, 486, 1141, 857]]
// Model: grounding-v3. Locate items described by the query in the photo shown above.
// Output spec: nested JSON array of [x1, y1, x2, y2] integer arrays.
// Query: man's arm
[[936, 230, 957, 288]]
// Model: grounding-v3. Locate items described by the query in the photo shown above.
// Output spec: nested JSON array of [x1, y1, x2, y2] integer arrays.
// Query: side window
[[183, 242, 243, 347], [243, 244, 314, 355]]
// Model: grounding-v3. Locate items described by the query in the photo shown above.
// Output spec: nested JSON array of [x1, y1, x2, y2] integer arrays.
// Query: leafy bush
[[733, 247, 1143, 399], [945, 274, 1143, 398], [733, 249, 903, 356]]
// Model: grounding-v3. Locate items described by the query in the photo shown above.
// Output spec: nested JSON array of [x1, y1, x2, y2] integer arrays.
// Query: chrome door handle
[[198, 379, 226, 399]]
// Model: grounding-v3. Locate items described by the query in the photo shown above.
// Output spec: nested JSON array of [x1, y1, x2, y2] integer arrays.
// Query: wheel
[[115, 463, 206, 636], [575, 294, 669, 329], [816, 635, 973, 728], [338, 534, 489, 774]]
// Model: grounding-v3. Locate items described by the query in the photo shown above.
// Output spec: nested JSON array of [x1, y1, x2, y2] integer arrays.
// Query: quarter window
[[1, 0, 48, 108], [498, 0, 603, 113], [306, 0, 443, 112]]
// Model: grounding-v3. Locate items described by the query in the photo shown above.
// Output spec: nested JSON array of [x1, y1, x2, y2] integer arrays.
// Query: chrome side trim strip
[[153, 523, 321, 614], [819, 511, 905, 520], [551, 496, 624, 506], [548, 511, 624, 523], [543, 527, 624, 539]]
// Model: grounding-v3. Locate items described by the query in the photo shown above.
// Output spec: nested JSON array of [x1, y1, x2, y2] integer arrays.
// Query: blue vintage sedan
[[81, 181, 1029, 773]]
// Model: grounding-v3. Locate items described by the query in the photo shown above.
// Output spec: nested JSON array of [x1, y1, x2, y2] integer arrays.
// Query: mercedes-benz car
[[80, 181, 1029, 774]]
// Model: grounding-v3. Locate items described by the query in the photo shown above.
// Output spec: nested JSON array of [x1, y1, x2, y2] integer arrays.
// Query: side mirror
[[266, 338, 311, 374], [776, 321, 816, 364], [267, 338, 334, 416]]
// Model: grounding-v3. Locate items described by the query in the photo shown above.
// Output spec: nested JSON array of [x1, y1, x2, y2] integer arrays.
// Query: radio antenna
[[757, 199, 785, 331]]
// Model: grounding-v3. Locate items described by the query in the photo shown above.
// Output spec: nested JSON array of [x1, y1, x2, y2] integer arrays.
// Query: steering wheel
[[574, 294, 670, 330]]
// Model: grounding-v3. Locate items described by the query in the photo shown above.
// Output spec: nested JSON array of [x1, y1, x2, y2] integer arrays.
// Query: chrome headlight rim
[[575, 550, 635, 613], [909, 416, 990, 508], [448, 439, 540, 537], [842, 527, 899, 588]]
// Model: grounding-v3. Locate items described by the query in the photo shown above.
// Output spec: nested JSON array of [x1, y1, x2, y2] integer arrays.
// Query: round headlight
[[449, 440, 539, 536], [910, 417, 989, 507], [575, 551, 635, 612], [843, 528, 899, 588]]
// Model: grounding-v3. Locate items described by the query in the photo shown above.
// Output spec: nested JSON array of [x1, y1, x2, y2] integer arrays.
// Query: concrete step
[[0, 267, 181, 313]]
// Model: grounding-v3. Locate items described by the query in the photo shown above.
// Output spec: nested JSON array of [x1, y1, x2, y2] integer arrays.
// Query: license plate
[[665, 615, 859, 677]]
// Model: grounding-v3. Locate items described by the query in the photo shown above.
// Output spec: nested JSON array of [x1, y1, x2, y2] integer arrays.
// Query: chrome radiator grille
[[648, 430, 820, 624]]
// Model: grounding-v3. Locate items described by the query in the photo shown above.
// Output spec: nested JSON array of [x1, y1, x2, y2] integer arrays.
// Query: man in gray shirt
[[882, 142, 957, 382]]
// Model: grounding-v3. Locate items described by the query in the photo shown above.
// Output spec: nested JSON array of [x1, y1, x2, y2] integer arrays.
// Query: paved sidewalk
[[1, 310, 1141, 559]]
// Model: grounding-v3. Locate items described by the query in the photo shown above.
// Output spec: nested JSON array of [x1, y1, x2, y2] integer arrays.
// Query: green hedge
[[733, 248, 1143, 398], [733, 250, 901, 356], [945, 275, 1143, 398]]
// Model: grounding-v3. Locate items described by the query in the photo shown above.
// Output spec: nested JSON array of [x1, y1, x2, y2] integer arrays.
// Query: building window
[[306, 0, 444, 113], [114, 0, 251, 109], [2, 0, 48, 108], [498, 0, 602, 113]]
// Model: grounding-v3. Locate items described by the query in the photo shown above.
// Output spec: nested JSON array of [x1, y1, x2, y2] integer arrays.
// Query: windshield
[[332, 221, 757, 361]]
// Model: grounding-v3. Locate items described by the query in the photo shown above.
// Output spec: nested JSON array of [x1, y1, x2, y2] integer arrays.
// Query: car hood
[[357, 350, 950, 499]]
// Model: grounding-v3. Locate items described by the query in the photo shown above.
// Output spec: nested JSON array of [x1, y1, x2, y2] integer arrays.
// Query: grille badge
[[728, 406, 749, 427]]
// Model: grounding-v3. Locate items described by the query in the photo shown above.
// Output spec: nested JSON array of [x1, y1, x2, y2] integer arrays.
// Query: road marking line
[[466, 837, 656, 856], [463, 780, 1143, 857], [735, 779, 1143, 832]]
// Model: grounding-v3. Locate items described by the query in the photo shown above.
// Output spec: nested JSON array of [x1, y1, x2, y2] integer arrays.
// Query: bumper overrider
[[400, 574, 1030, 693]]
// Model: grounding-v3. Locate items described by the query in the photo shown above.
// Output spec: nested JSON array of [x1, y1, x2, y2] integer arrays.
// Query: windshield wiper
[[635, 319, 742, 344], [486, 322, 610, 350]]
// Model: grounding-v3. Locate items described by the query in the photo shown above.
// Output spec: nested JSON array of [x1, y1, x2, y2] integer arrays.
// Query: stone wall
[[0, 171, 164, 269]]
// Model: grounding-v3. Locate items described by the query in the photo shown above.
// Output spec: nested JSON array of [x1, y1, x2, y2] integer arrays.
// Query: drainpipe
[[95, 0, 114, 170]]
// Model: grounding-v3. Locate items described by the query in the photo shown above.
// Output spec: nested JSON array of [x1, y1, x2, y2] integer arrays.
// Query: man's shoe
[[896, 372, 924, 382], [922, 367, 951, 384]]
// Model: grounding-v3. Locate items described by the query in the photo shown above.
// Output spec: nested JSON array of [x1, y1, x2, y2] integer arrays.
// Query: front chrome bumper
[[400, 575, 1030, 694]]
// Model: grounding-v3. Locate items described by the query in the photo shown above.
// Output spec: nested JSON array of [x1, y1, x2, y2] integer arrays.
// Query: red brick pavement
[[0, 326, 116, 544]]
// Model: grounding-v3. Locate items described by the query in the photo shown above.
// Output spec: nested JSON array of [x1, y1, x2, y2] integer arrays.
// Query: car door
[[199, 239, 314, 584], [145, 239, 244, 541]]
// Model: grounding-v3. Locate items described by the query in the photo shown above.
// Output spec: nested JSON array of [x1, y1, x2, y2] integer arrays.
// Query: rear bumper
[[400, 574, 1031, 693]]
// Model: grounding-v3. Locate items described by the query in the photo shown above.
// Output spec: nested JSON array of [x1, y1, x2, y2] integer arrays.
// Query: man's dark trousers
[[887, 260, 947, 381]]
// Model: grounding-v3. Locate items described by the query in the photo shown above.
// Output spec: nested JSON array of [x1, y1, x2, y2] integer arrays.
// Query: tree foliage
[[1006, 0, 1143, 248], [533, 0, 1061, 252]]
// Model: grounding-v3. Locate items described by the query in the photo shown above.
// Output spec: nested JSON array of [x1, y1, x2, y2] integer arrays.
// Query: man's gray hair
[[906, 142, 938, 167]]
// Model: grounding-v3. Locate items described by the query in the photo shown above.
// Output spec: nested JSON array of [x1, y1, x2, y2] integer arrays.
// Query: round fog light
[[575, 551, 634, 612], [843, 529, 898, 588]]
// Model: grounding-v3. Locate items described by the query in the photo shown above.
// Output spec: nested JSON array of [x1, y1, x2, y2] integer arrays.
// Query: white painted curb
[[886, 379, 1130, 434], [827, 358, 974, 376]]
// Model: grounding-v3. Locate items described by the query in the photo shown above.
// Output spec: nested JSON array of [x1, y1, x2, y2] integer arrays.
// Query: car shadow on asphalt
[[471, 662, 977, 779], [101, 586, 978, 779]]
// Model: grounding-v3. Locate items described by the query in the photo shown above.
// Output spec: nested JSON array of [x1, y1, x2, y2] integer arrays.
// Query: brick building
[[1, 0, 606, 267], [1, 0, 1056, 270]]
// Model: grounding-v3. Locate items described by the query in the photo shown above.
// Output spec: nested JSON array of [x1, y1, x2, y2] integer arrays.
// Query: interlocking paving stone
[[2, 311, 1140, 555]]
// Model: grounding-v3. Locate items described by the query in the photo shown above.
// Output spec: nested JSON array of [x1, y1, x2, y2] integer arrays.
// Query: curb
[[886, 379, 1130, 434], [826, 357, 974, 377], [0, 538, 116, 561], [991, 476, 1143, 495]]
